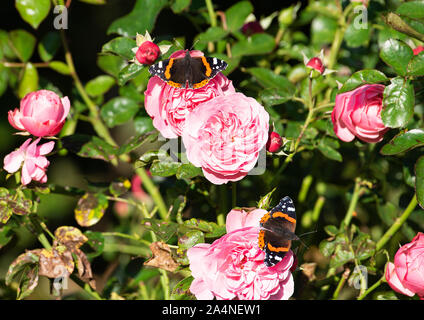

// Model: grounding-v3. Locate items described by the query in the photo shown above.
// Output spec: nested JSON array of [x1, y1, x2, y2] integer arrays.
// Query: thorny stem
[[357, 275, 385, 300], [342, 178, 362, 227], [376, 194, 418, 251], [332, 268, 350, 300]]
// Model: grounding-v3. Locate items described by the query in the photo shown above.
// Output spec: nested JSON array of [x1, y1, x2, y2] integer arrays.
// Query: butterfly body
[[258, 196, 298, 267], [148, 50, 227, 89]]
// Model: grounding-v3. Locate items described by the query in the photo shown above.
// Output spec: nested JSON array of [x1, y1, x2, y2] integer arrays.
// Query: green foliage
[[1, 0, 424, 302]]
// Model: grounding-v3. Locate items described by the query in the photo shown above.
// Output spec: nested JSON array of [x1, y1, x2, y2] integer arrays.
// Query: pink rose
[[266, 131, 283, 153], [144, 50, 235, 138], [331, 84, 389, 143], [8, 90, 70, 137], [188, 208, 294, 300], [385, 232, 424, 299], [182, 93, 269, 184], [3, 138, 55, 185]]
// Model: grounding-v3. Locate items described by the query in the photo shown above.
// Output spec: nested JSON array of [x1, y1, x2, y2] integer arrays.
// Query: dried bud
[[135, 41, 160, 65], [266, 131, 283, 153], [241, 21, 264, 36]]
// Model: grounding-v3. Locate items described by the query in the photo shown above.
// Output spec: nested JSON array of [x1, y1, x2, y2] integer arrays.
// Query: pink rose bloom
[[8, 90, 70, 137], [144, 50, 235, 139], [182, 93, 269, 184], [331, 84, 389, 143], [188, 208, 294, 300], [3, 138, 55, 185], [385, 232, 424, 299], [306, 57, 325, 74]]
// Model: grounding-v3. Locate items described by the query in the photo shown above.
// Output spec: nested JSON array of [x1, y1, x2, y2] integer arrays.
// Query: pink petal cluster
[[3, 138, 55, 185], [144, 50, 235, 139], [385, 232, 424, 299], [188, 208, 294, 300], [182, 93, 269, 184], [8, 90, 70, 137], [331, 84, 389, 143]]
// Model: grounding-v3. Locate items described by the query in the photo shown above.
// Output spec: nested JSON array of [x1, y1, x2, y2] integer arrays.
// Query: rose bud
[[306, 57, 325, 75], [385, 232, 424, 299], [135, 41, 160, 65], [266, 131, 283, 153], [241, 21, 264, 36], [131, 31, 171, 66], [413, 46, 424, 55], [8, 89, 70, 137]]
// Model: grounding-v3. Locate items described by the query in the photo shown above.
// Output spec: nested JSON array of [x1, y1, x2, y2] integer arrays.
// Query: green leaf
[[97, 54, 128, 78], [101, 97, 140, 127], [84, 231, 105, 259], [38, 32, 61, 62], [319, 239, 336, 257], [381, 77, 415, 128], [15, 0, 51, 29], [339, 69, 388, 93], [0, 30, 17, 59], [150, 159, 181, 177], [232, 33, 275, 57], [118, 131, 157, 155], [259, 87, 294, 106], [170, 276, 195, 300], [85, 75, 116, 97], [311, 16, 337, 45], [324, 225, 339, 236], [134, 116, 154, 134], [380, 129, 424, 155], [396, 1, 424, 20], [62, 134, 119, 162], [171, 0, 191, 13], [102, 37, 136, 60], [18, 63, 38, 98], [317, 138, 342, 162], [142, 218, 179, 242], [49, 61, 71, 75], [247, 67, 295, 91], [197, 27, 228, 43], [407, 51, 424, 76], [344, 20, 371, 48], [0, 225, 14, 249], [117, 63, 144, 86], [9, 29, 36, 62], [257, 188, 276, 210], [380, 39, 414, 76], [75, 193, 109, 227], [0, 65, 9, 97], [107, 0, 168, 37], [415, 156, 424, 209], [176, 164, 202, 180], [225, 1, 254, 33]]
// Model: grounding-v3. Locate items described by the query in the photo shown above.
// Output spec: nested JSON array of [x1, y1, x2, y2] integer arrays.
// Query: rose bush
[[1, 0, 424, 302]]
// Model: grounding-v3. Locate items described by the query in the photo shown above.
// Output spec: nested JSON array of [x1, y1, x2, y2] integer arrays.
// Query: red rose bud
[[306, 57, 325, 75], [266, 131, 282, 153], [241, 21, 264, 36], [413, 46, 424, 55], [135, 41, 160, 65]]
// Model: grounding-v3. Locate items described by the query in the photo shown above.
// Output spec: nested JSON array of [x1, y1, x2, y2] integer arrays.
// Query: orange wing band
[[267, 242, 289, 252], [164, 58, 174, 79], [201, 56, 212, 77], [272, 211, 296, 223]]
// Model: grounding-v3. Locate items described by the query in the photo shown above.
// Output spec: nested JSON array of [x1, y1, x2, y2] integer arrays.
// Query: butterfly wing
[[149, 58, 186, 88], [189, 56, 228, 89], [259, 196, 297, 267]]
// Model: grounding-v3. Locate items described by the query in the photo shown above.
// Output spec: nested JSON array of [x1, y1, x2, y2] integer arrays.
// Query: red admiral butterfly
[[258, 196, 299, 267], [148, 50, 227, 89]]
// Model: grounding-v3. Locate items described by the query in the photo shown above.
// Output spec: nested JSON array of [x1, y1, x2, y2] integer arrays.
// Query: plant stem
[[357, 275, 385, 300], [205, 0, 217, 27], [231, 182, 237, 208], [342, 178, 362, 227], [332, 268, 350, 300], [376, 194, 418, 251]]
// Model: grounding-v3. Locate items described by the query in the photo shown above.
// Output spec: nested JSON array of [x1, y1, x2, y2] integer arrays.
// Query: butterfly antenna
[[189, 39, 200, 51]]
